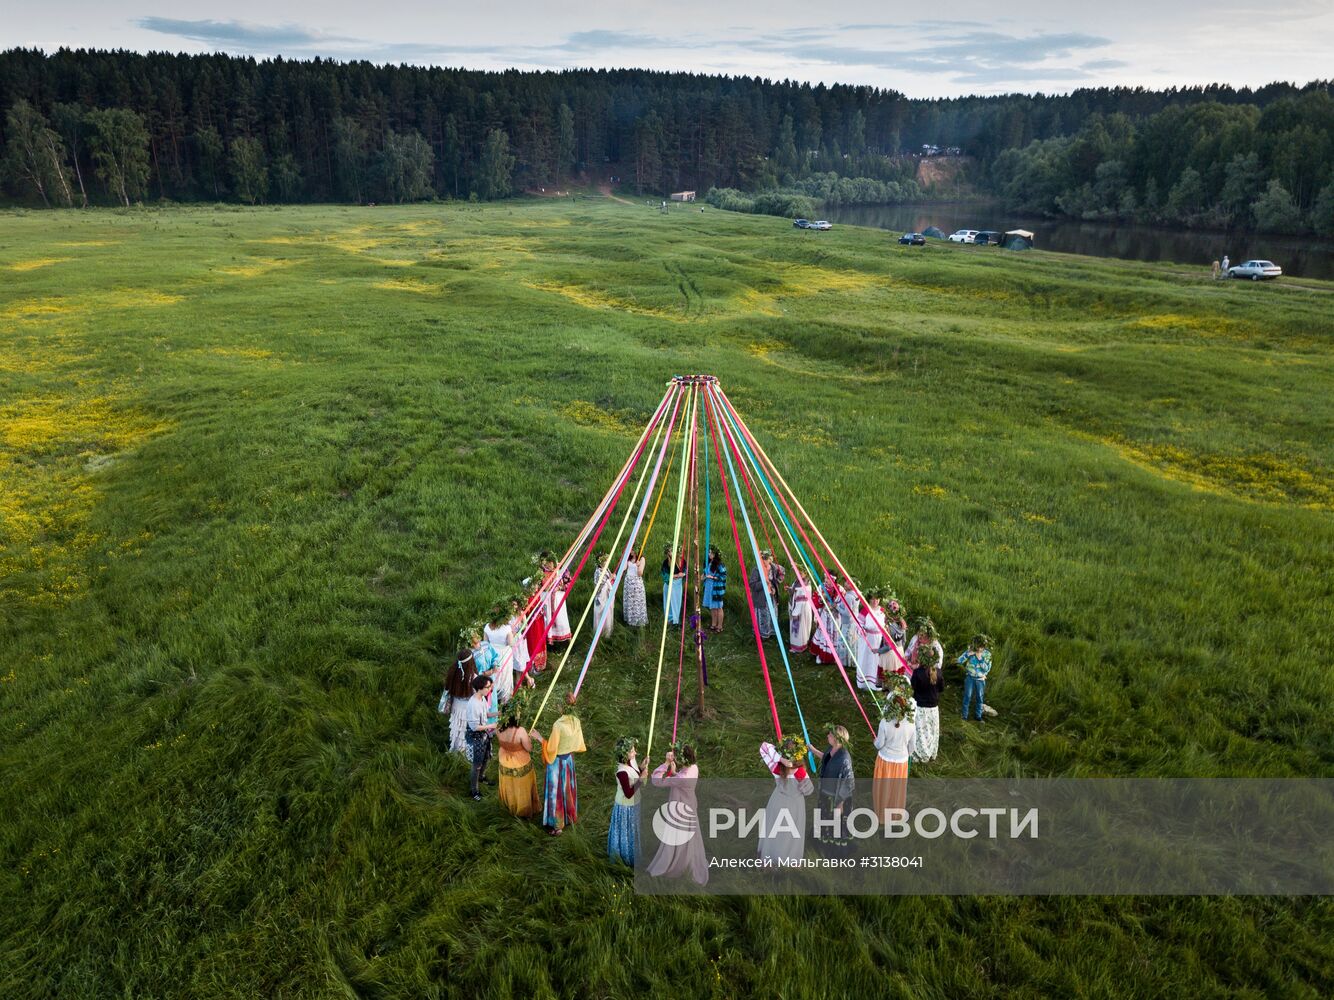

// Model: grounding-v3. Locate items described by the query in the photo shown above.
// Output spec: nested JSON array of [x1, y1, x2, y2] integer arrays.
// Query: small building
[[670, 191, 696, 202], [1003, 229, 1035, 250]]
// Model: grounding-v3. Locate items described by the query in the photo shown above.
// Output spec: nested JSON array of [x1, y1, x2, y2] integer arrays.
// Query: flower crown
[[776, 733, 808, 763], [822, 722, 850, 747], [881, 676, 916, 724]]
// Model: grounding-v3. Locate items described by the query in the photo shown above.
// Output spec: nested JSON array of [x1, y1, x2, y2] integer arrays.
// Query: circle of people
[[438, 547, 995, 876]]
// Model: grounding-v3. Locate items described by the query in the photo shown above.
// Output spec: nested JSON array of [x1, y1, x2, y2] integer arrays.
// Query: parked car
[[948, 229, 980, 243], [810, 220, 833, 231], [974, 231, 1002, 245], [1228, 260, 1282, 281], [793, 218, 811, 229], [898, 232, 926, 246]]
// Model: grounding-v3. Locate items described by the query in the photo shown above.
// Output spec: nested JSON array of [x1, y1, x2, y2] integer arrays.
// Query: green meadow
[[1, 199, 1331, 998]]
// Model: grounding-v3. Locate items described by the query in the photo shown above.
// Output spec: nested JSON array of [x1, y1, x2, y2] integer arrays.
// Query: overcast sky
[[13, 1, 1333, 98]]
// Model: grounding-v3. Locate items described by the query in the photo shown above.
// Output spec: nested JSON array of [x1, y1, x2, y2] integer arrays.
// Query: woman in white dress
[[623, 550, 648, 626], [591, 553, 615, 639], [788, 571, 813, 654], [758, 738, 814, 864], [855, 588, 885, 691], [540, 553, 573, 650], [483, 607, 516, 704], [506, 596, 533, 689]]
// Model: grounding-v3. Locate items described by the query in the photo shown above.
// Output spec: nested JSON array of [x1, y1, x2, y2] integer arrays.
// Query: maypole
[[644, 381, 697, 762]]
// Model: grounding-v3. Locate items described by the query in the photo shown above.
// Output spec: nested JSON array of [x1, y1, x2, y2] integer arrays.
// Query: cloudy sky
[[14, 1, 1333, 97]]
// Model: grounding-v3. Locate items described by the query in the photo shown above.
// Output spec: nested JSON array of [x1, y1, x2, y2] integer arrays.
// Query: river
[[822, 201, 1334, 281]]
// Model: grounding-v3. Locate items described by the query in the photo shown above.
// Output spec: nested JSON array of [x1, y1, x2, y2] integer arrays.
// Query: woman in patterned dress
[[622, 550, 649, 626]]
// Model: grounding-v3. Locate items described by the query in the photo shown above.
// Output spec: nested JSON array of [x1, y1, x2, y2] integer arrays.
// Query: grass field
[[1, 198, 1332, 998]]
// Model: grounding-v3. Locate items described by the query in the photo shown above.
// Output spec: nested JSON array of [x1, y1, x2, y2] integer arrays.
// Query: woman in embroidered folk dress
[[855, 589, 886, 691], [661, 545, 686, 625], [441, 626, 483, 753], [879, 594, 909, 681], [758, 737, 814, 865], [810, 575, 840, 665], [622, 550, 648, 626], [483, 607, 516, 705], [541, 553, 573, 650], [590, 553, 616, 639], [646, 745, 708, 885], [542, 694, 586, 835], [788, 571, 813, 653], [506, 596, 535, 690], [910, 655, 944, 763], [523, 577, 548, 673], [607, 736, 649, 865], [872, 680, 917, 824], [496, 698, 543, 818], [702, 546, 726, 632], [905, 618, 944, 681]]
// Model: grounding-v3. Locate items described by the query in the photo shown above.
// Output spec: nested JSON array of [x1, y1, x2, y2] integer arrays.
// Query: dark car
[[898, 232, 926, 245], [974, 231, 1003, 245], [793, 218, 811, 229]]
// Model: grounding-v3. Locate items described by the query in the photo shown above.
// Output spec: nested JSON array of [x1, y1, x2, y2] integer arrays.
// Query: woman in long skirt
[[646, 746, 708, 885], [911, 658, 944, 763], [810, 576, 840, 665], [542, 553, 573, 650], [788, 571, 813, 653], [483, 608, 516, 705], [542, 698, 586, 835], [497, 701, 543, 818], [838, 577, 861, 658], [879, 594, 908, 681], [661, 546, 685, 625], [592, 553, 615, 639], [856, 589, 886, 691], [608, 736, 648, 865], [872, 681, 917, 824], [702, 546, 726, 632], [524, 578, 548, 673], [623, 550, 648, 626], [507, 596, 534, 690], [758, 738, 814, 864]]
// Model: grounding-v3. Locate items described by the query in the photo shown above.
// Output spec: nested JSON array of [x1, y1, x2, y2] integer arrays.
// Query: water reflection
[[823, 202, 1334, 281]]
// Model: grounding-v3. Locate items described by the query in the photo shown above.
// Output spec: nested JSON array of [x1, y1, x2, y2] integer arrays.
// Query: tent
[[1003, 229, 1035, 250]]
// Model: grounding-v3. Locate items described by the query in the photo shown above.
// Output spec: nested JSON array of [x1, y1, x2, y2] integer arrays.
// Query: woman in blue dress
[[702, 545, 726, 632], [661, 545, 686, 625], [607, 736, 648, 865]]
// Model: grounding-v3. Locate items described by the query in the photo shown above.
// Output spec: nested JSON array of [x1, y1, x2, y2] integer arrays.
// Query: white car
[[1228, 260, 1282, 281], [948, 229, 980, 243], [810, 220, 833, 231]]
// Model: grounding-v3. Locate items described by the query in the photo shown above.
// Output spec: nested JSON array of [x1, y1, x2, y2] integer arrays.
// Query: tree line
[[991, 92, 1334, 235], [0, 48, 1329, 233]]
